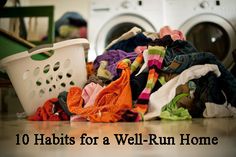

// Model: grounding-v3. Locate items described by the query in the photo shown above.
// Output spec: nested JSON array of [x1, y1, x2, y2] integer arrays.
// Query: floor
[[0, 114, 236, 157]]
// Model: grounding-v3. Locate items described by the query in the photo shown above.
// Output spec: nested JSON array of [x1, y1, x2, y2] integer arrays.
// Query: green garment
[[158, 76, 166, 85], [160, 93, 192, 120]]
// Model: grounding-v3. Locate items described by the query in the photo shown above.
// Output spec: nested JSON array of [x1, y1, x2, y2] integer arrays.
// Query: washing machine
[[164, 0, 236, 69], [88, 0, 164, 61]]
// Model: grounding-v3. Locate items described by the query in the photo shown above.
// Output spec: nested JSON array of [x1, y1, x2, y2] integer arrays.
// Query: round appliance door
[[180, 14, 236, 69], [95, 14, 156, 55]]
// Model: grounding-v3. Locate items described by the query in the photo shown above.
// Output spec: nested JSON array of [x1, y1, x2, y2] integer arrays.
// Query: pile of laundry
[[54, 12, 87, 42], [28, 26, 236, 122]]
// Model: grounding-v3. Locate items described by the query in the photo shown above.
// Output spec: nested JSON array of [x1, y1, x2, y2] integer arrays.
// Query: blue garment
[[163, 40, 198, 72], [108, 33, 152, 52], [149, 35, 173, 47], [162, 40, 236, 106], [190, 73, 226, 117]]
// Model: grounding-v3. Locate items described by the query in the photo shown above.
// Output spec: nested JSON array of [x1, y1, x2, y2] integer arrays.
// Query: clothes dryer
[[164, 0, 236, 68], [88, 0, 164, 61]]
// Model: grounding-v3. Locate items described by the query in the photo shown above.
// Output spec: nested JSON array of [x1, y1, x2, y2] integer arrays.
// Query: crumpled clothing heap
[[28, 98, 69, 121], [55, 12, 87, 40], [67, 59, 133, 122], [28, 25, 236, 122]]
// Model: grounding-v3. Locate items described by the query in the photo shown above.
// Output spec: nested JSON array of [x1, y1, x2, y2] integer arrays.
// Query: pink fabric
[[148, 59, 163, 69], [148, 54, 161, 60], [172, 30, 185, 40], [159, 26, 172, 38], [134, 46, 148, 54], [82, 82, 96, 104], [81, 82, 104, 108], [70, 115, 87, 122], [143, 88, 151, 94], [159, 26, 185, 41], [79, 27, 87, 38], [137, 92, 150, 99]]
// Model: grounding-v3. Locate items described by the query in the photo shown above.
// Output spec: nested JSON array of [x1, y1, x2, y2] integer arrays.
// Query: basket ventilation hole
[[66, 69, 73, 78], [57, 72, 63, 80], [66, 73, 72, 78], [23, 70, 30, 80], [49, 88, 52, 92], [63, 59, 71, 69], [61, 82, 66, 87], [39, 89, 45, 97], [46, 75, 53, 84], [53, 62, 60, 71], [53, 85, 56, 89], [43, 64, 50, 74], [70, 81, 75, 86], [46, 79, 50, 84], [33, 67, 40, 76], [36, 78, 43, 86]]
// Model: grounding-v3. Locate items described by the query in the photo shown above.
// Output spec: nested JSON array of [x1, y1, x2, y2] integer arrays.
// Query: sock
[[133, 45, 166, 116], [130, 53, 144, 74]]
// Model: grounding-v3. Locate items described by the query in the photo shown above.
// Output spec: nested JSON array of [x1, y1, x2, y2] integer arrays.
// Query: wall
[[20, 0, 90, 20]]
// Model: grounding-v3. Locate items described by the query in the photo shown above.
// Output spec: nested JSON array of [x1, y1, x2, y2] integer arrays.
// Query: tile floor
[[0, 114, 236, 157]]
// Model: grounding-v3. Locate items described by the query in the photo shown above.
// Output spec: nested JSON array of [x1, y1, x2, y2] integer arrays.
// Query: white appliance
[[88, 0, 164, 61], [164, 0, 236, 69]]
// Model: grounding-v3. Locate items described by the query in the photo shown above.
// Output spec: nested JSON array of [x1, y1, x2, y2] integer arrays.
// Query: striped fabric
[[131, 53, 144, 74], [134, 45, 166, 116]]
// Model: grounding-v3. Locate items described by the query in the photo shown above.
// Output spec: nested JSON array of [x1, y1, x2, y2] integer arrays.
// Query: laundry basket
[[0, 38, 89, 115]]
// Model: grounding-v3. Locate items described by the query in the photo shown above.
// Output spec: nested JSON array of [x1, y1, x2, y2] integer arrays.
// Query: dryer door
[[180, 14, 236, 69], [95, 14, 156, 55]]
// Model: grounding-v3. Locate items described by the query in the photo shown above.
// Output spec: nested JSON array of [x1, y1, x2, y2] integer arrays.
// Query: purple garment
[[93, 49, 138, 77]]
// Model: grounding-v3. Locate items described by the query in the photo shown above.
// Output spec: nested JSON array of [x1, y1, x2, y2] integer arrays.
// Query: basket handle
[[28, 44, 53, 56], [27, 38, 89, 57]]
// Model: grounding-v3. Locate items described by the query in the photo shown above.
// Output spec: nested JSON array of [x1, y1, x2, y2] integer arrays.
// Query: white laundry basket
[[0, 38, 89, 116]]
